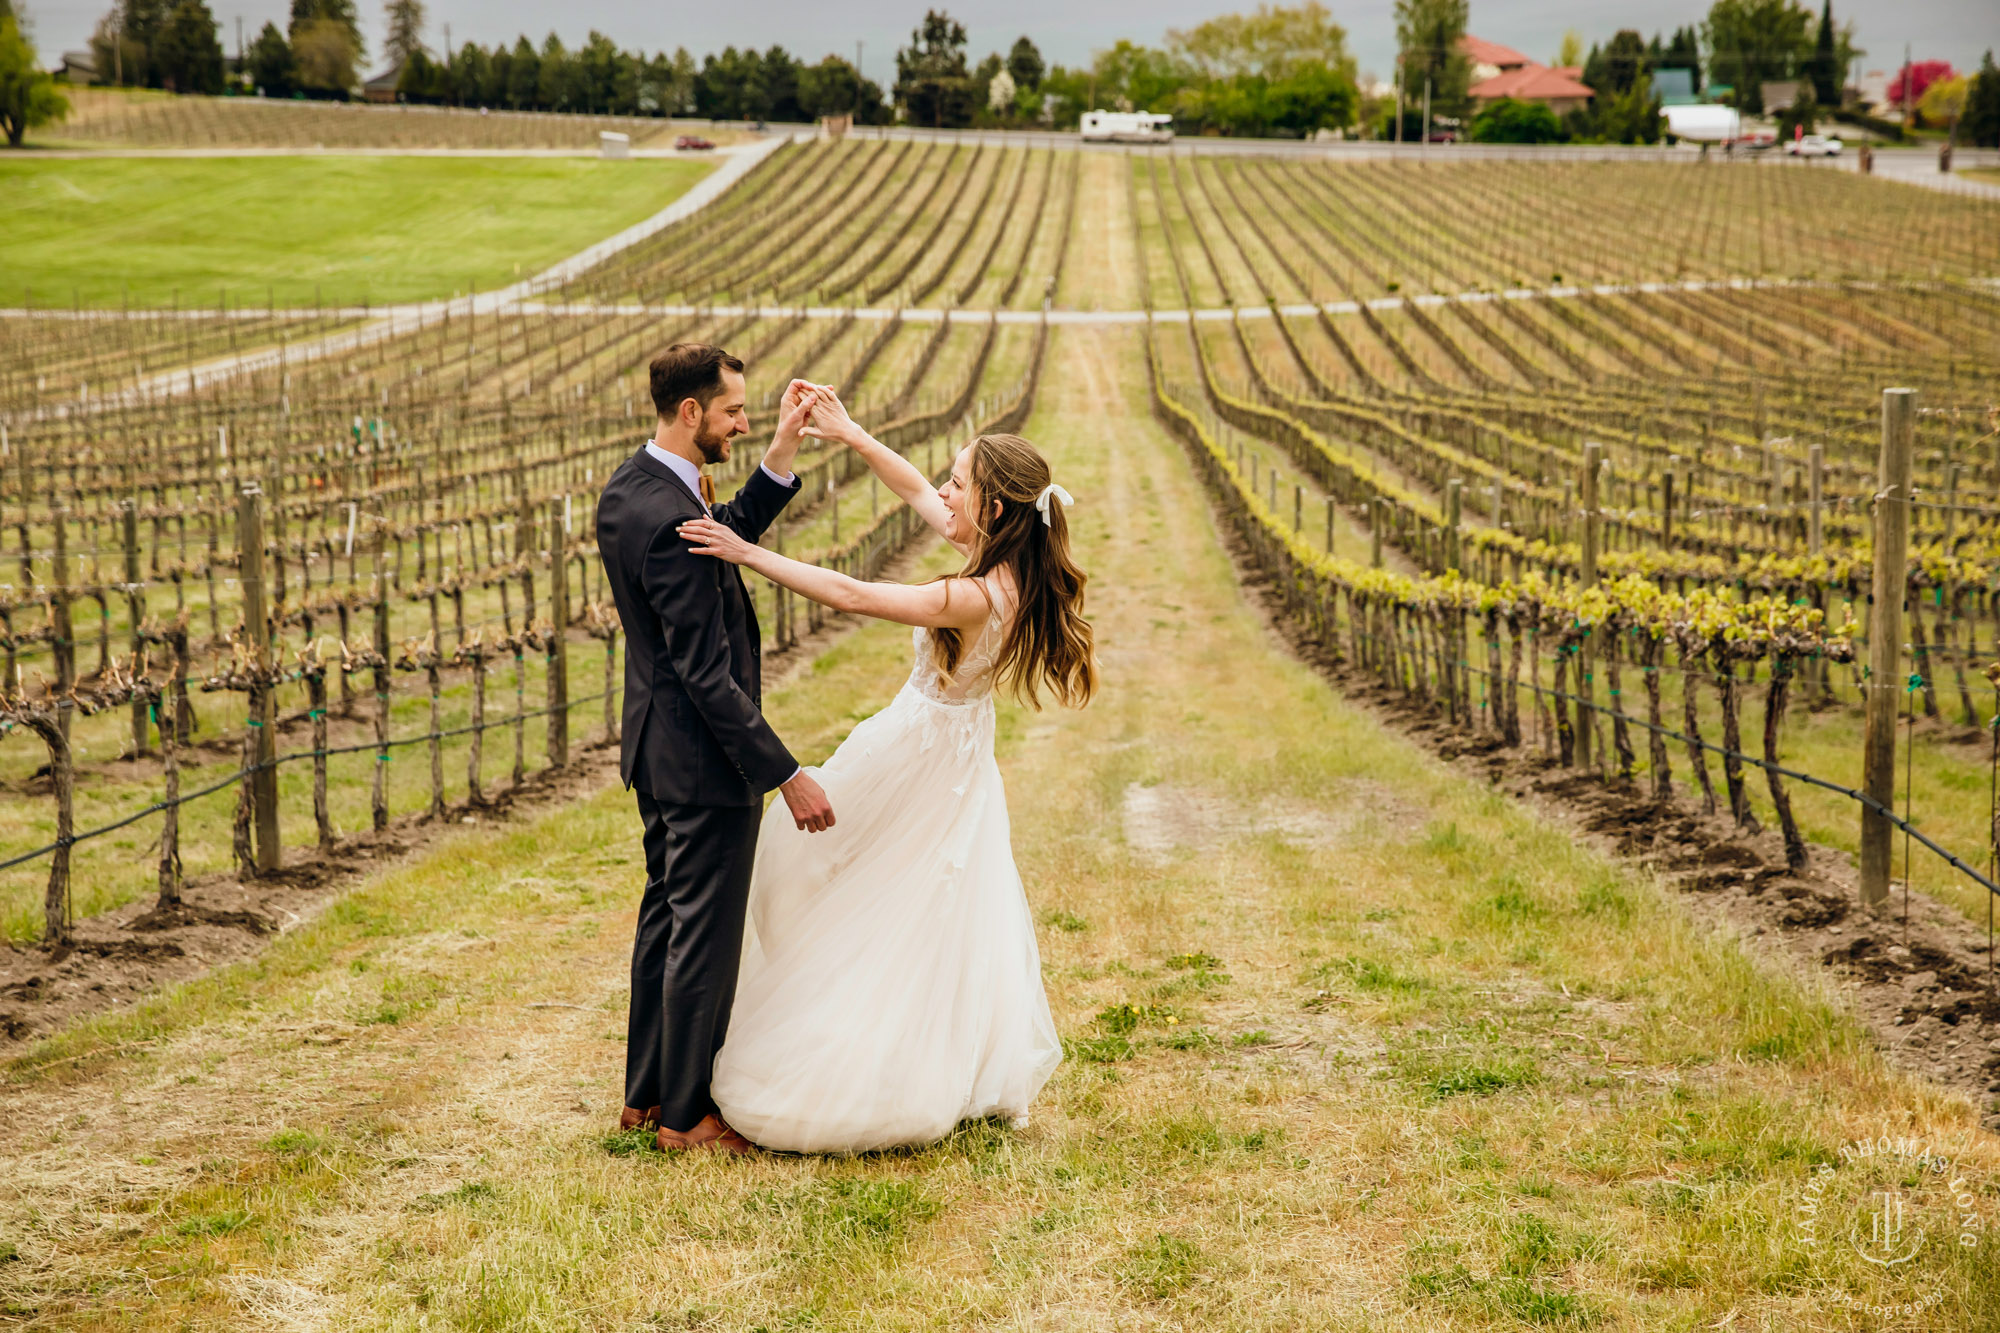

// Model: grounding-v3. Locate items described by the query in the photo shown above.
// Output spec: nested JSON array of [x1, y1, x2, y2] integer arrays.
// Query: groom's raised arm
[[715, 465, 799, 546], [642, 522, 798, 793], [715, 378, 810, 544]]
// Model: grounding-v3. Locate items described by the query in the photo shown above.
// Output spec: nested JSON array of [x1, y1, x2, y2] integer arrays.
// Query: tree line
[[35, 0, 2000, 147]]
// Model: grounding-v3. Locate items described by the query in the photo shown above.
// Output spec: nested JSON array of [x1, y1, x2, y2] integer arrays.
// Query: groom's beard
[[694, 420, 733, 465]]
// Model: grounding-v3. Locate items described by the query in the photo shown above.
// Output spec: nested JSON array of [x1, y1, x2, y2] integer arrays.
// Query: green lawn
[[0, 155, 712, 307]]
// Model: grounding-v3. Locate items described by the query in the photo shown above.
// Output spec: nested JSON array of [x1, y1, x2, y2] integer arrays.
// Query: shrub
[[1470, 98, 1564, 144]]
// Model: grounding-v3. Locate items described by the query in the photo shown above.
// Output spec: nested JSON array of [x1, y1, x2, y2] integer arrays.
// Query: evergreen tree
[[382, 0, 426, 70], [697, 45, 756, 119], [799, 53, 862, 117], [895, 9, 973, 128], [91, 1, 171, 88], [246, 19, 295, 95], [503, 34, 537, 108], [1659, 25, 1702, 86], [535, 31, 570, 110], [153, 0, 222, 93], [1007, 36, 1043, 91], [1808, 0, 1838, 105], [1964, 51, 2000, 148], [759, 45, 803, 122], [1584, 30, 1648, 96]]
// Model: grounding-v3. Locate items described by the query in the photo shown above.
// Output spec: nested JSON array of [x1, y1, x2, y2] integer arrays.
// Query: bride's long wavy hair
[[927, 434, 1097, 709]]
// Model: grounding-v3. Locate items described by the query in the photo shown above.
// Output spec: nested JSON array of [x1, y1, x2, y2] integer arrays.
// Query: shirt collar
[[644, 439, 709, 514]]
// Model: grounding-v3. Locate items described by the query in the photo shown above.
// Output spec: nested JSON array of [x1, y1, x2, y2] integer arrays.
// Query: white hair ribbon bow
[[1034, 483, 1074, 527]]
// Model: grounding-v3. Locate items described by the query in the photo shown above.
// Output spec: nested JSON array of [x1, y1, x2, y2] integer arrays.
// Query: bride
[[676, 388, 1097, 1154]]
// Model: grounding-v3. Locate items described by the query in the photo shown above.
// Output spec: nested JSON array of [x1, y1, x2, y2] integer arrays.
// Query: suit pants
[[625, 792, 763, 1131]]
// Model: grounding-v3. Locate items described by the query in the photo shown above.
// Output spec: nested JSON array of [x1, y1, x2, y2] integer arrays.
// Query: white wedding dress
[[711, 588, 1063, 1153]]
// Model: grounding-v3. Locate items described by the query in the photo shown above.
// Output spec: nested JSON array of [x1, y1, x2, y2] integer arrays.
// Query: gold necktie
[[698, 471, 716, 511]]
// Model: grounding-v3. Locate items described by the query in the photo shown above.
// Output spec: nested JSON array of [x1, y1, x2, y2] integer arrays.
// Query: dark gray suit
[[596, 446, 799, 1130]]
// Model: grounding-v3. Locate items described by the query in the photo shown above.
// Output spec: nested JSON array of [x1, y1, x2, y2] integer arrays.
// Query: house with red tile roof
[[1461, 35, 1596, 117], [1463, 36, 1534, 82]]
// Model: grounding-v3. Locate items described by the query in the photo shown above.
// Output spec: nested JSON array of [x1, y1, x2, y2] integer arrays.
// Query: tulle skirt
[[711, 682, 1062, 1154]]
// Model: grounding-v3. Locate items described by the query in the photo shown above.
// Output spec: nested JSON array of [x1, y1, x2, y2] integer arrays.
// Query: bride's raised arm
[[802, 388, 962, 550], [677, 516, 991, 631]]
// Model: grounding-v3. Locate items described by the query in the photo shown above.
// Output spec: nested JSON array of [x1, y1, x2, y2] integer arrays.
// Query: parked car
[[675, 135, 715, 151], [1785, 133, 1843, 157]]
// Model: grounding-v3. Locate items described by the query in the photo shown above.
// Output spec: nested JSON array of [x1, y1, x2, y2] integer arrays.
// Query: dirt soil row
[[1222, 536, 2000, 1134]]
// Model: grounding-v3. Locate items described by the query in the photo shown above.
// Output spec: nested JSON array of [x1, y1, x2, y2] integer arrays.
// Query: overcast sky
[[20, 0, 1999, 88]]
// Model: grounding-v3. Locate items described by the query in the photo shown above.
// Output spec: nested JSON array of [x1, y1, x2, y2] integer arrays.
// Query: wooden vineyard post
[[1807, 441, 1826, 700], [1370, 499, 1383, 568], [51, 508, 73, 742], [1660, 470, 1675, 549], [1445, 479, 1462, 573], [304, 646, 334, 853], [1324, 496, 1335, 555], [1807, 442, 1824, 555], [1576, 443, 1601, 767], [398, 634, 447, 821], [156, 624, 189, 906], [1861, 388, 1916, 913], [546, 497, 570, 770], [371, 528, 392, 832], [123, 500, 147, 758], [239, 487, 280, 874], [42, 713, 73, 946], [454, 633, 495, 806]]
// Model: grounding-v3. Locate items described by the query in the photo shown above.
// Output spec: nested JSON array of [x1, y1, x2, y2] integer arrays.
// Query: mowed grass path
[[0, 156, 711, 307], [3, 328, 1999, 1328]]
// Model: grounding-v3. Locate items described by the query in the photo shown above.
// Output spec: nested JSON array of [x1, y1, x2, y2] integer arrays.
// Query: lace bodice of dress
[[908, 584, 1009, 706]]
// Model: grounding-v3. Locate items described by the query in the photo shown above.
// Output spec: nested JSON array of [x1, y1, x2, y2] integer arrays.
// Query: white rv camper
[[1079, 110, 1174, 143], [1662, 104, 1743, 143]]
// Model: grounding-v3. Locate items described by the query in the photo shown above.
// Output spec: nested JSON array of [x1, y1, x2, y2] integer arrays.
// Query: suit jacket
[[597, 446, 800, 805]]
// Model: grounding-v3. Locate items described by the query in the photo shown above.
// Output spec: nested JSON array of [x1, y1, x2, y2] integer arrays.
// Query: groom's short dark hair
[[649, 343, 744, 420]]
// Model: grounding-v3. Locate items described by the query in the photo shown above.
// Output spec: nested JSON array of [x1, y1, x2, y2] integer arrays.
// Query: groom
[[596, 343, 835, 1155]]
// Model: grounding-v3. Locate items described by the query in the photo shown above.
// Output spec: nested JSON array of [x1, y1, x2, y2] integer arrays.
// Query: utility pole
[[1423, 76, 1432, 148], [1394, 60, 1403, 143]]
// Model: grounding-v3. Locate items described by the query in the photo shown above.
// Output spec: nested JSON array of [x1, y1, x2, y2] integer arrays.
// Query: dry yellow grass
[[2, 327, 1997, 1330]]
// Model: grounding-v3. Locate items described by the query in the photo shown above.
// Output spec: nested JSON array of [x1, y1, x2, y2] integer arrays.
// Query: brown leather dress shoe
[[656, 1113, 755, 1155], [619, 1105, 661, 1132]]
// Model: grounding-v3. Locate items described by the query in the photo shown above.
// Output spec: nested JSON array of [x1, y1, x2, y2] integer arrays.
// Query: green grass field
[[0, 155, 712, 307]]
